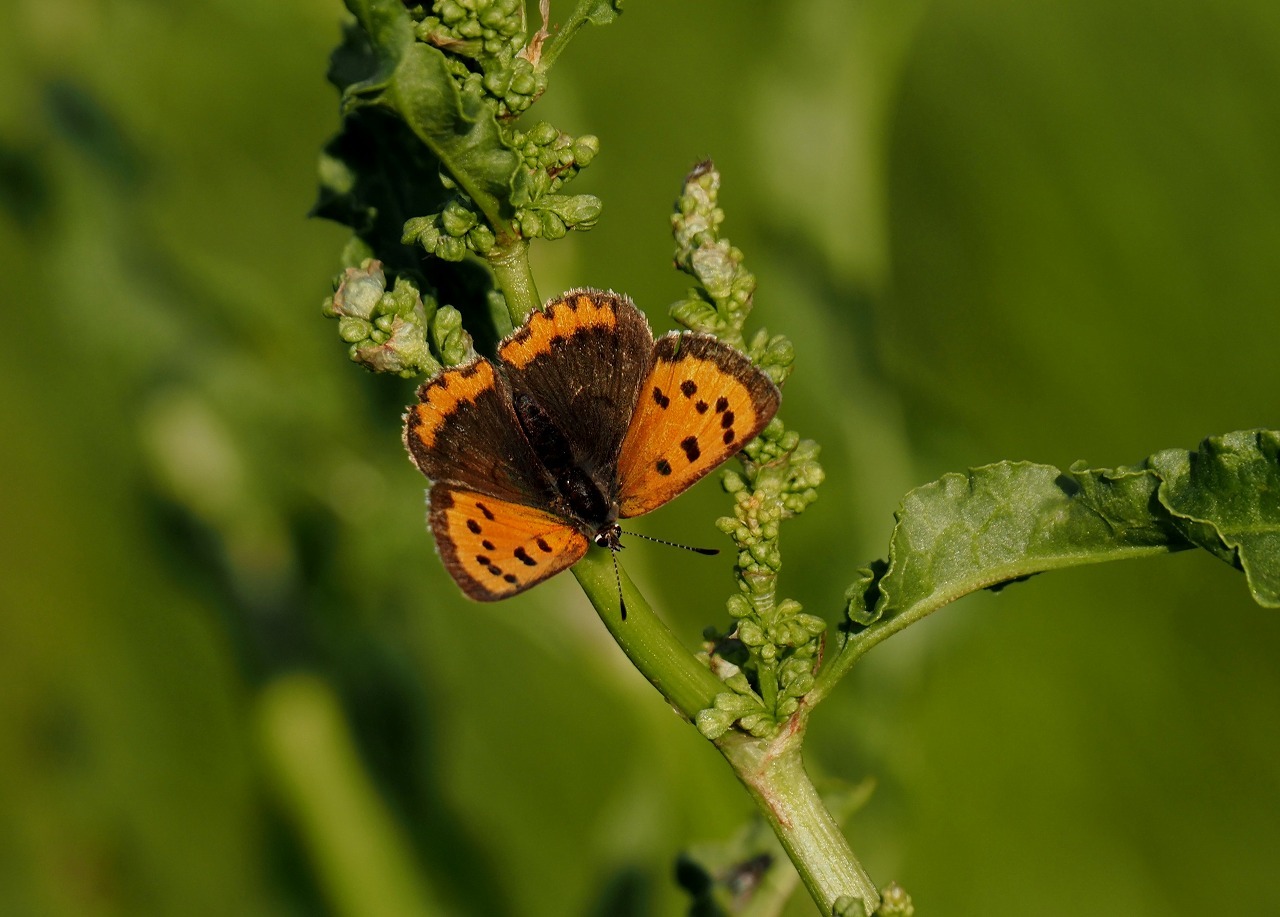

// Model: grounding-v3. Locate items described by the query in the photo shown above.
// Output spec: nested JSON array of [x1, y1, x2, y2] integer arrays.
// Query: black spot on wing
[[656, 458, 672, 476], [680, 436, 701, 462]]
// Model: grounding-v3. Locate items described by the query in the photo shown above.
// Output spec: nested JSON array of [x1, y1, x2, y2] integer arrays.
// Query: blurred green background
[[2, 1, 1279, 915]]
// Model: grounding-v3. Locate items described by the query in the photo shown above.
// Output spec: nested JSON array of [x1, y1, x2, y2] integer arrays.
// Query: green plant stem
[[487, 239, 541, 325], [257, 673, 443, 917], [572, 547, 723, 718], [719, 725, 881, 915], [538, 0, 606, 71], [575, 550, 879, 915]]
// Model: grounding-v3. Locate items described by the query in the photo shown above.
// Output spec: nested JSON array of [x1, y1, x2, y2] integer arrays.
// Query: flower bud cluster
[[669, 161, 760, 345], [418, 0, 547, 117], [510, 122, 602, 239], [402, 197, 497, 262], [322, 260, 474, 377], [670, 162, 827, 741]]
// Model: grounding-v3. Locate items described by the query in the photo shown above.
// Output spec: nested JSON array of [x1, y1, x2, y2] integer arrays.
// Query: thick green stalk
[[719, 725, 881, 915], [487, 239, 541, 325], [575, 550, 879, 915], [257, 674, 443, 917], [572, 547, 723, 719]]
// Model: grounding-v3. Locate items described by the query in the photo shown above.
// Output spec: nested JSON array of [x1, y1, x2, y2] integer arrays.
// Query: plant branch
[[486, 238, 541, 325], [718, 724, 881, 915], [572, 547, 724, 719], [538, 0, 622, 72]]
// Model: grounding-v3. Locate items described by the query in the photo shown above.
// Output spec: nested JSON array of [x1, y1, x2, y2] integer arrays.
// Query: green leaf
[[313, 108, 451, 278], [339, 0, 414, 96], [383, 44, 520, 228], [1147, 430, 1280, 606], [845, 460, 1181, 628], [340, 0, 520, 231], [819, 431, 1280, 700]]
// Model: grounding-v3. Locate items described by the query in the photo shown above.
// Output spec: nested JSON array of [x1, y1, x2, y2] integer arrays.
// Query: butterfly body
[[404, 289, 780, 601]]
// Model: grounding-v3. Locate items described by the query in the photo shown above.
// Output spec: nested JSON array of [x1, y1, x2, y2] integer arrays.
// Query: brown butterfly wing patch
[[404, 356, 556, 505], [430, 485, 590, 600], [499, 290, 654, 479], [614, 334, 781, 518]]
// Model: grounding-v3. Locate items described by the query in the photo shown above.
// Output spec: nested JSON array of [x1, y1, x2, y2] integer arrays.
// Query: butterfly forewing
[[430, 485, 590, 600], [404, 357, 557, 505], [614, 334, 781, 518], [499, 291, 654, 479]]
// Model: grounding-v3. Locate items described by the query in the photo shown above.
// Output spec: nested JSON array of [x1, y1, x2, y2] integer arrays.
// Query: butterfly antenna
[[610, 545, 627, 621], [623, 530, 720, 556]]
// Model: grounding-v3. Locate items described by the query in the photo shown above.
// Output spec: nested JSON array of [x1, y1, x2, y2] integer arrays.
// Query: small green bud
[[572, 135, 600, 165], [723, 672, 755, 696], [737, 622, 765, 647], [510, 70, 537, 96], [338, 316, 372, 343], [832, 895, 869, 917], [518, 210, 543, 238], [529, 121, 558, 145], [739, 713, 777, 738], [431, 306, 475, 366], [437, 235, 466, 261], [877, 883, 914, 916], [695, 708, 732, 740], [483, 69, 512, 95], [541, 212, 566, 239], [440, 201, 477, 237], [468, 224, 496, 254]]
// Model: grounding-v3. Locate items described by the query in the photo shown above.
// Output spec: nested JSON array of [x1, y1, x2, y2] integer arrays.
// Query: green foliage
[[814, 430, 1280, 698], [8, 2, 1280, 917], [664, 163, 827, 742], [1147, 430, 1280, 606], [848, 430, 1279, 628], [671, 162, 794, 385], [320, 0, 609, 363]]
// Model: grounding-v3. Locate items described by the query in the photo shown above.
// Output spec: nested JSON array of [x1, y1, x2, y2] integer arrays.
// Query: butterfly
[[402, 288, 781, 606]]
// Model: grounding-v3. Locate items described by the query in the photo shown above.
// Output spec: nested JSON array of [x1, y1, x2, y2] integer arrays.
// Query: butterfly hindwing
[[430, 485, 590, 600], [403, 356, 556, 505], [614, 333, 781, 518], [498, 290, 653, 480]]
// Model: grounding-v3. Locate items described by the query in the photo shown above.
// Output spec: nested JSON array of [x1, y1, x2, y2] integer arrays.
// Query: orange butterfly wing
[[614, 334, 781, 518], [430, 485, 589, 601]]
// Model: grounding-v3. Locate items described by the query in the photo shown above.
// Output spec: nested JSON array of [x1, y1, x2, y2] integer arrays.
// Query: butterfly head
[[592, 523, 624, 552]]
